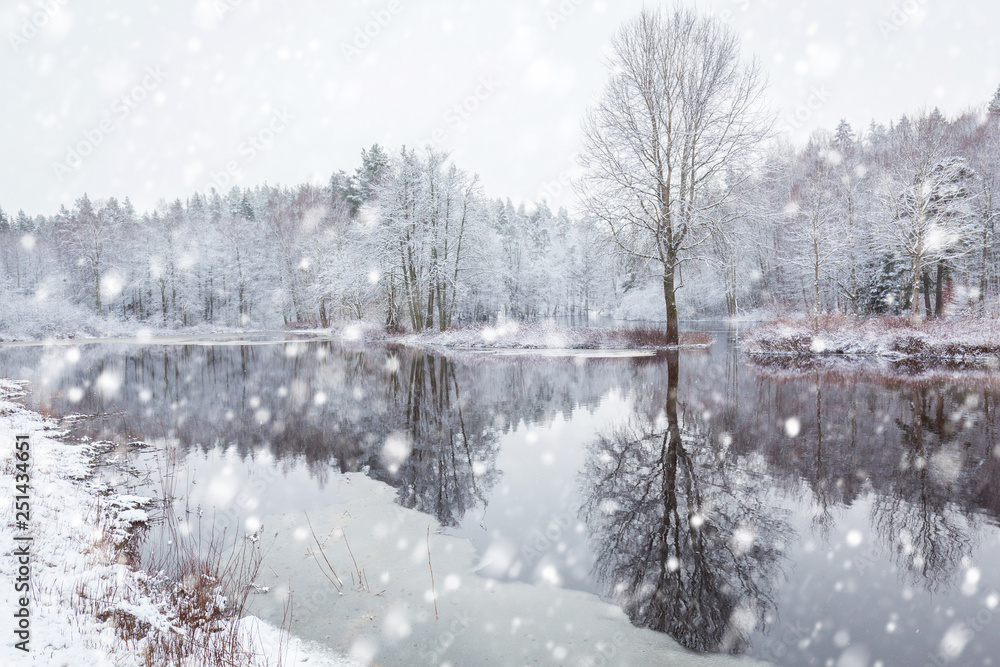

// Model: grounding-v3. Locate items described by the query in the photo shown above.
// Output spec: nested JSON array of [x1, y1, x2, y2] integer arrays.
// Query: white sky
[[3, 0, 999, 217]]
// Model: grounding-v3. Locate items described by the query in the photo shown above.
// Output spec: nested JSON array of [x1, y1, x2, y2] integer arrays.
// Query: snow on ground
[[334, 320, 714, 352], [742, 315, 1000, 360], [244, 473, 767, 667], [0, 290, 130, 343], [0, 380, 355, 667], [0, 330, 334, 349], [0, 289, 264, 344], [0, 318, 252, 346], [1, 316, 713, 354]]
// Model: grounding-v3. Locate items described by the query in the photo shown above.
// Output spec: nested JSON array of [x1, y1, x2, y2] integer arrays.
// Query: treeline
[[698, 98, 1000, 321], [0, 146, 614, 331], [2, 95, 1000, 331]]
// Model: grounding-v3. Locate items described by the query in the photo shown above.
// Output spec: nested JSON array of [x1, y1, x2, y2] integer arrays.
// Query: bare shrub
[[75, 448, 288, 667]]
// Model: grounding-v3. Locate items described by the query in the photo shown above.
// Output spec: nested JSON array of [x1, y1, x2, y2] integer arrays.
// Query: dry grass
[[608, 326, 714, 348], [72, 442, 291, 667], [136, 521, 275, 667], [81, 513, 279, 667]]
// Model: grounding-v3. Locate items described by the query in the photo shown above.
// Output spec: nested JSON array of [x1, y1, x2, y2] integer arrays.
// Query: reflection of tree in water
[[582, 351, 791, 654], [369, 352, 502, 526], [870, 385, 980, 593], [807, 374, 837, 540]]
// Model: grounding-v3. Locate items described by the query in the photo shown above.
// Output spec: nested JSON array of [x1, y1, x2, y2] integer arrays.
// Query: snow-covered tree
[[876, 113, 979, 322], [579, 6, 770, 343]]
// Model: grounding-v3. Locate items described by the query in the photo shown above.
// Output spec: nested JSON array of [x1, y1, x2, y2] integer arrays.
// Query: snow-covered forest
[[3, 5, 1000, 339], [3, 96, 1000, 334], [0, 145, 607, 333]]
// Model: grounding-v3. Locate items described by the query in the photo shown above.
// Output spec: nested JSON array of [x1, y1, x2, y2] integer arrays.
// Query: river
[[1, 328, 998, 665]]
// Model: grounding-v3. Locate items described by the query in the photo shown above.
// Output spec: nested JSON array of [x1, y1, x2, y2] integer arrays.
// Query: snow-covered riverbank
[[0, 316, 716, 355], [0, 380, 353, 667], [0, 303, 250, 344], [742, 316, 1000, 360]]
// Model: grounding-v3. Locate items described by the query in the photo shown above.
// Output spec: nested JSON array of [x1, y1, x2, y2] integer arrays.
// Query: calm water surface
[[2, 329, 999, 666]]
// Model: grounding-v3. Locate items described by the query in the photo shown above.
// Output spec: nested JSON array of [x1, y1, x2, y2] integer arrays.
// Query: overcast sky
[[3, 0, 999, 217]]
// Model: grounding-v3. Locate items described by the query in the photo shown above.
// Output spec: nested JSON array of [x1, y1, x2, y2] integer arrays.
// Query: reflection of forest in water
[[2, 341, 650, 527], [723, 359, 1000, 595], [1, 338, 999, 656]]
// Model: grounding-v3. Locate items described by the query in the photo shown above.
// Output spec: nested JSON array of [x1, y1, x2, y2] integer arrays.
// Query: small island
[[743, 315, 1000, 360], [339, 322, 714, 352]]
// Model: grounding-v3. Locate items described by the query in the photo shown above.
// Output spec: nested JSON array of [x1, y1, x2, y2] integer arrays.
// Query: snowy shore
[[0, 380, 353, 667], [742, 316, 1000, 360], [745, 354, 1000, 390], [0, 307, 250, 345], [0, 318, 716, 355]]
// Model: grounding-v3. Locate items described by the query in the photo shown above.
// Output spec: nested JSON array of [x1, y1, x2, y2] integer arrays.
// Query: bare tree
[[784, 135, 849, 328], [579, 5, 770, 343]]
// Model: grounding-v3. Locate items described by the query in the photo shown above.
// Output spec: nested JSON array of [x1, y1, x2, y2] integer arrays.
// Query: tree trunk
[[813, 230, 821, 331], [934, 261, 945, 317], [910, 254, 922, 326], [662, 261, 679, 346], [922, 271, 933, 317], [94, 267, 102, 313], [981, 209, 994, 314]]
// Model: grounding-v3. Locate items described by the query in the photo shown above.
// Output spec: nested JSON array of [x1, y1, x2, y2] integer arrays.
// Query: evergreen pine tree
[[238, 191, 255, 220], [349, 144, 389, 213], [832, 119, 855, 152], [990, 84, 1000, 115], [15, 209, 34, 232], [862, 252, 907, 315]]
